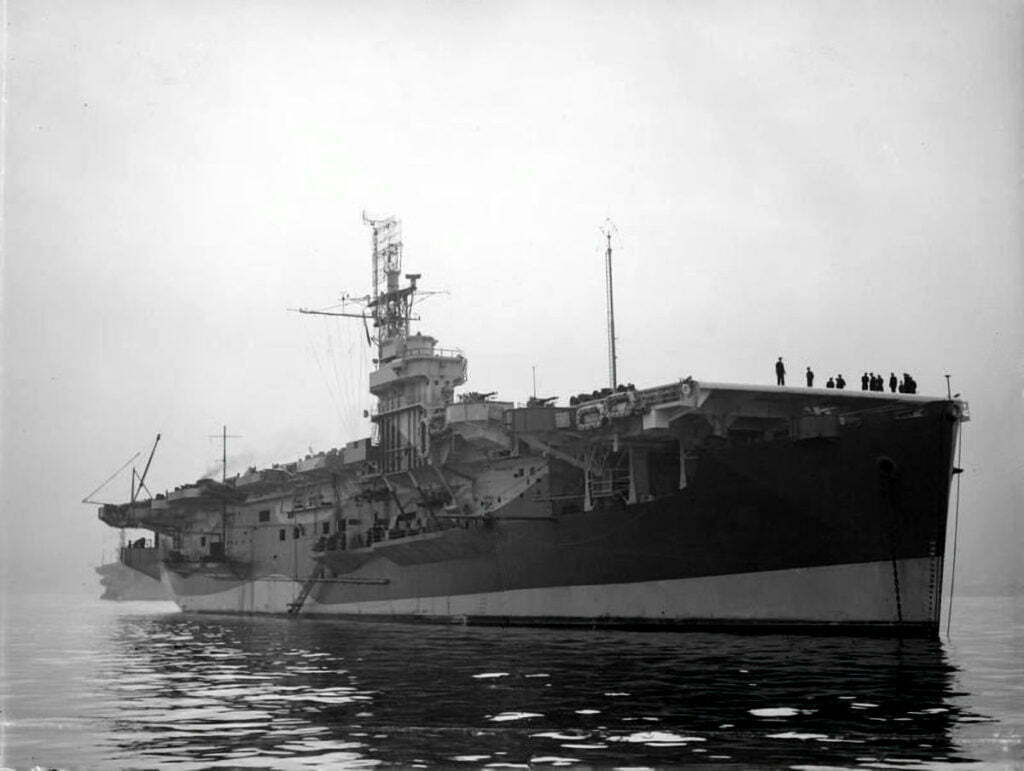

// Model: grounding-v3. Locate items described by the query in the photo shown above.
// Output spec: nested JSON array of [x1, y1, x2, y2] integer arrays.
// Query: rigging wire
[[325, 320, 349, 434], [346, 316, 372, 433], [945, 421, 965, 639], [81, 451, 142, 504], [304, 322, 346, 430], [341, 315, 366, 437], [303, 313, 372, 442], [333, 315, 364, 439]]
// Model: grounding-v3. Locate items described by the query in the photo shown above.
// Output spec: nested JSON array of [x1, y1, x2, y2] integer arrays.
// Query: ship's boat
[[97, 216, 968, 635]]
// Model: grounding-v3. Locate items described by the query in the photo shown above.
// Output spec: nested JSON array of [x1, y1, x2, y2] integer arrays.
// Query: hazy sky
[[2, 0, 1022, 598]]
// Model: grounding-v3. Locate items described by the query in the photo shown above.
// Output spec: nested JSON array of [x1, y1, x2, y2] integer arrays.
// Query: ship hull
[[158, 400, 958, 635], [162, 557, 939, 634]]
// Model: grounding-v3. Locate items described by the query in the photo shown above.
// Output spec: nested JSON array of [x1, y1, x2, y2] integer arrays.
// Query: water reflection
[[93, 613, 985, 767]]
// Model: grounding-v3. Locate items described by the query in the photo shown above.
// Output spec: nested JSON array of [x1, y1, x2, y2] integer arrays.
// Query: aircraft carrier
[[98, 215, 967, 635]]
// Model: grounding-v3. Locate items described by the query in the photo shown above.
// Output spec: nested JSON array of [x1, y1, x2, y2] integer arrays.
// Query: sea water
[[2, 592, 1021, 768]]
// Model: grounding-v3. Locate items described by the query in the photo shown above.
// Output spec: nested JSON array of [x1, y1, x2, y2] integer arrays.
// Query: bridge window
[[259, 510, 270, 522], [278, 529, 286, 541], [322, 522, 330, 534]]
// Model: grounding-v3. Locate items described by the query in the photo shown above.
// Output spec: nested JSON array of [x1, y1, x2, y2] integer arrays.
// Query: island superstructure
[[99, 215, 968, 634]]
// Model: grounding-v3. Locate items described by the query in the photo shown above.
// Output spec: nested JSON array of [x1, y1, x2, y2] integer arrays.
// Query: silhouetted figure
[[826, 377, 835, 389], [889, 372, 897, 393], [775, 357, 786, 386], [806, 366, 814, 387], [861, 372, 869, 390], [836, 374, 846, 389], [905, 373, 917, 394]]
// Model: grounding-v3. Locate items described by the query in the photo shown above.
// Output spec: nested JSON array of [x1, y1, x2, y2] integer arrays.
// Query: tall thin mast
[[602, 220, 618, 389], [208, 425, 241, 482]]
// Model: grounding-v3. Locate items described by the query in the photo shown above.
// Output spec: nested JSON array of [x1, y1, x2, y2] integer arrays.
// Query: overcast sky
[[2, 0, 1022, 598]]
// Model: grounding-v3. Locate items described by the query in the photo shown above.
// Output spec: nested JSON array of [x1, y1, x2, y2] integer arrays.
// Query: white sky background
[[2, 0, 1022, 596]]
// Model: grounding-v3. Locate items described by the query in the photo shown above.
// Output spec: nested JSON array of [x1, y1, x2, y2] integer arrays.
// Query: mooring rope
[[883, 485, 904, 625]]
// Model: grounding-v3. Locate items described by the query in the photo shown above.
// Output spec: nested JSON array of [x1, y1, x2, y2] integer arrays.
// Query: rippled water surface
[[3, 593, 1021, 768]]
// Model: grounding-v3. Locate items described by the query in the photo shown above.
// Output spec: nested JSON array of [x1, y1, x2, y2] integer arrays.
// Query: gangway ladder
[[287, 562, 326, 615]]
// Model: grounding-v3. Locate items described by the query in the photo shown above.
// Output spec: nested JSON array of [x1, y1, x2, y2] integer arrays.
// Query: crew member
[[806, 366, 814, 387], [775, 357, 786, 386], [889, 372, 898, 393], [826, 377, 835, 389], [861, 372, 869, 390], [836, 374, 846, 389]]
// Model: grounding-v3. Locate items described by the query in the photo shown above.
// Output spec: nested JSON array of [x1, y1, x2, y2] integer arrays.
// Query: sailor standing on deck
[[806, 366, 814, 387], [776, 357, 786, 386]]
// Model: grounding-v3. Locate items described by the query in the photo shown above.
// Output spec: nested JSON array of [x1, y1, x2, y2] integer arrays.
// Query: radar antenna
[[290, 214, 443, 354], [362, 212, 419, 350]]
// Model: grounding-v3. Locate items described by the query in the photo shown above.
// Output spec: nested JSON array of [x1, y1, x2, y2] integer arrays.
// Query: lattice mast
[[363, 213, 419, 355], [602, 220, 618, 389]]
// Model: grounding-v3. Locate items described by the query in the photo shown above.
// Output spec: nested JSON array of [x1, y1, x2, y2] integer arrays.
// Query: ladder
[[287, 563, 325, 615]]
